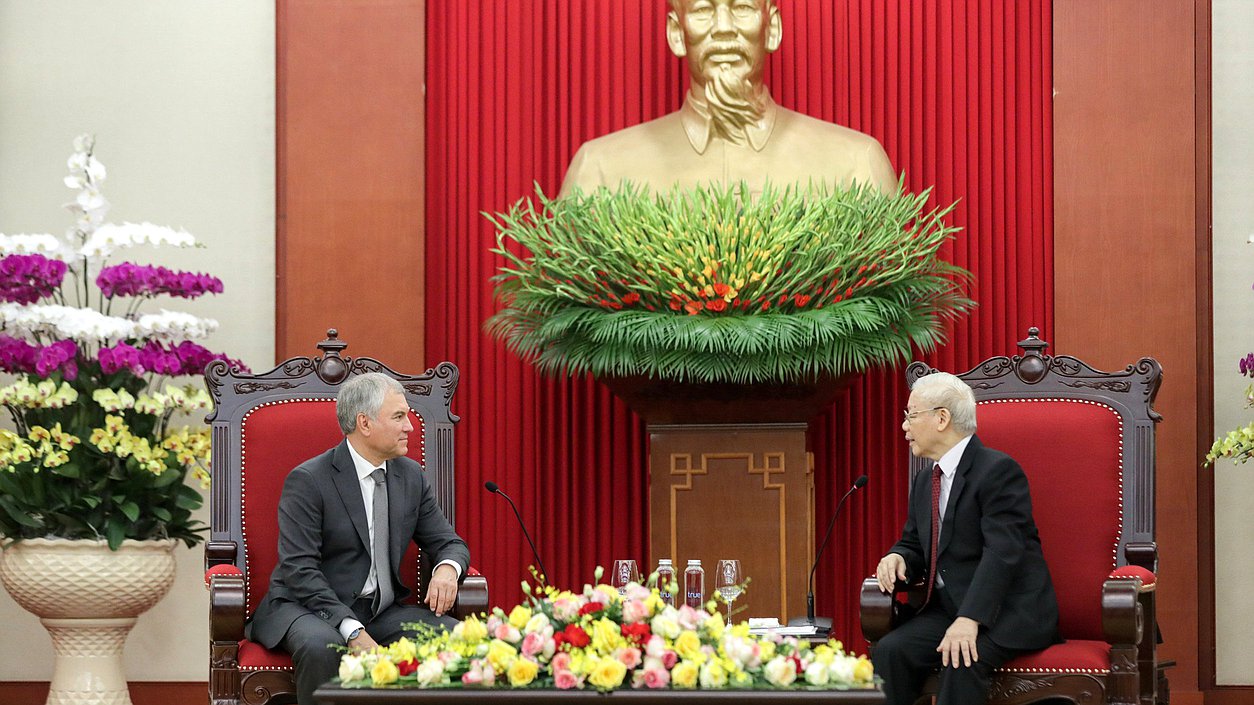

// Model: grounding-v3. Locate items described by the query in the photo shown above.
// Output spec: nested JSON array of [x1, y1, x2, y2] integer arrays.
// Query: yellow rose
[[459, 615, 488, 643], [853, 656, 875, 684], [387, 637, 417, 663], [698, 660, 728, 688], [587, 657, 628, 690], [508, 605, 532, 629], [590, 617, 623, 654], [671, 661, 699, 689], [702, 613, 724, 642], [370, 658, 399, 685], [507, 657, 540, 686], [758, 641, 776, 662], [674, 630, 702, 661], [485, 640, 517, 674]]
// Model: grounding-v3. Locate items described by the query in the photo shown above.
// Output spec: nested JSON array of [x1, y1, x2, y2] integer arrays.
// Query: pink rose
[[661, 650, 679, 670], [551, 652, 572, 672], [676, 605, 701, 630], [521, 632, 546, 658], [555, 670, 582, 690], [621, 599, 649, 624], [643, 666, 670, 689], [616, 647, 642, 669], [493, 623, 521, 643], [462, 669, 483, 686]]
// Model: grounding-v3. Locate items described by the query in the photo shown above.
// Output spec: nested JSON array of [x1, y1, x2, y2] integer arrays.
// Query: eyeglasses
[[902, 406, 945, 422]]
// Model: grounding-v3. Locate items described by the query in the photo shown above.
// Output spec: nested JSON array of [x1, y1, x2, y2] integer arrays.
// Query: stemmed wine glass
[[611, 559, 640, 595], [716, 559, 742, 622]]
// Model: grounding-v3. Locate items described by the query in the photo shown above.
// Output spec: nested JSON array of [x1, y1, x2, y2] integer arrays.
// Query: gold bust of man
[[559, 0, 898, 197]]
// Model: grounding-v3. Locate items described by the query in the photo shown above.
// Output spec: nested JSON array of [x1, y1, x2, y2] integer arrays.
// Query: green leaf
[[106, 518, 126, 550], [0, 496, 41, 527], [118, 500, 140, 523]]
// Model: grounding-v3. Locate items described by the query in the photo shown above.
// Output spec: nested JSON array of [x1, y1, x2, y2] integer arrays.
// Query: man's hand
[[424, 563, 459, 616], [875, 553, 908, 593], [348, 630, 378, 654], [937, 616, 980, 667]]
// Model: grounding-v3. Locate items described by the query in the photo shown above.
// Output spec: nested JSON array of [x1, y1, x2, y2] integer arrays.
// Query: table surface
[[314, 685, 885, 704]]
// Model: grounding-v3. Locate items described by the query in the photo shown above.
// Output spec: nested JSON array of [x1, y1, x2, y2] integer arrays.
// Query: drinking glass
[[716, 559, 743, 622], [611, 559, 640, 595]]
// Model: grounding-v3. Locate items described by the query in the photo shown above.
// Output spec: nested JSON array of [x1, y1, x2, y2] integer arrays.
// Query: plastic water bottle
[[683, 559, 705, 609], [655, 559, 676, 606]]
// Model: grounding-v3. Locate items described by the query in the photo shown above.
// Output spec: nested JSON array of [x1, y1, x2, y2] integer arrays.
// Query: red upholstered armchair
[[861, 328, 1167, 705], [203, 332, 488, 705]]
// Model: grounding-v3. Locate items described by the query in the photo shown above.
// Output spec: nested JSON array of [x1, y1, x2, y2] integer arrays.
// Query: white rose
[[828, 655, 856, 684], [338, 655, 366, 683], [763, 656, 796, 687], [416, 659, 445, 686], [804, 661, 830, 686]]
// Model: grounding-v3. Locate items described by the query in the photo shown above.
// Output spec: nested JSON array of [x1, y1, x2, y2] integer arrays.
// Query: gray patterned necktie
[[369, 467, 393, 616]]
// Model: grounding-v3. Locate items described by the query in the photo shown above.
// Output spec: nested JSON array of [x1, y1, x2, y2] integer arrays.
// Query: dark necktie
[[924, 464, 942, 607], [369, 467, 393, 616]]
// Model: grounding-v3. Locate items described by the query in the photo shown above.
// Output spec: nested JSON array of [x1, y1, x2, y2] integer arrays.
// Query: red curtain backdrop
[[425, 0, 1051, 647]]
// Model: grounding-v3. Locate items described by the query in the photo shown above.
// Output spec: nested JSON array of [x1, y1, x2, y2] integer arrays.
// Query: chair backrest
[[203, 330, 460, 617], [906, 328, 1161, 641]]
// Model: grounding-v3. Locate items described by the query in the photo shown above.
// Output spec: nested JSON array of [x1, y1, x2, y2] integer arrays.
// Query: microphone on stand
[[484, 481, 549, 587], [788, 474, 869, 633]]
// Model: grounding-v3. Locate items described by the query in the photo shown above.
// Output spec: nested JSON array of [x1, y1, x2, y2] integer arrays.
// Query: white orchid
[[0, 303, 135, 344], [80, 221, 197, 258], [134, 309, 218, 341], [0, 233, 70, 258]]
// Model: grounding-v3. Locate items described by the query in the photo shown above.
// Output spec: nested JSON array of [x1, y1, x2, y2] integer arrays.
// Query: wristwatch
[[348, 627, 363, 641]]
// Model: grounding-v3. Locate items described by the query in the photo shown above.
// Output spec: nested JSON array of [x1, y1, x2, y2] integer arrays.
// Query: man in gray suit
[[246, 372, 470, 705]]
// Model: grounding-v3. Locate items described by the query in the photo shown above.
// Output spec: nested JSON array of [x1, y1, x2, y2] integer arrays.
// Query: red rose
[[578, 602, 605, 616], [705, 299, 727, 312], [563, 624, 591, 648], [621, 622, 652, 645], [397, 659, 419, 676]]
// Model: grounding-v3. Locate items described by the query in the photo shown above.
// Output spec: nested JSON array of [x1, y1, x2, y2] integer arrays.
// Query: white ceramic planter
[[0, 537, 177, 705]]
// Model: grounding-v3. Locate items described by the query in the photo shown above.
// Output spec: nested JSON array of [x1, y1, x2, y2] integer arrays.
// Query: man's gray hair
[[336, 372, 405, 435], [910, 371, 978, 435]]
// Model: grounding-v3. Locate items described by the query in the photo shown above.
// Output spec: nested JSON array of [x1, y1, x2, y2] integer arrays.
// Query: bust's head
[[666, 0, 782, 92]]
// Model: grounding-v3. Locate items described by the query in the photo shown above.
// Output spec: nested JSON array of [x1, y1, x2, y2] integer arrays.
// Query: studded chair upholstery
[[203, 331, 488, 705], [860, 328, 1167, 705]]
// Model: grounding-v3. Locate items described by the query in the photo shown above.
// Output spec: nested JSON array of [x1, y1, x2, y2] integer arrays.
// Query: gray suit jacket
[[246, 440, 470, 648]]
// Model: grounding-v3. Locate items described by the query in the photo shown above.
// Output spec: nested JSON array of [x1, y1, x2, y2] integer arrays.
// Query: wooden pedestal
[[648, 423, 813, 622]]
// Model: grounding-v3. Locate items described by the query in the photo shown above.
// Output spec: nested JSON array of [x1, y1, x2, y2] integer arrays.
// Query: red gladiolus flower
[[684, 300, 704, 315], [397, 659, 419, 676], [669, 298, 683, 311], [622, 292, 640, 305], [712, 282, 730, 297], [761, 301, 770, 311], [563, 624, 591, 648], [794, 294, 811, 307], [778, 294, 788, 305], [705, 299, 727, 312]]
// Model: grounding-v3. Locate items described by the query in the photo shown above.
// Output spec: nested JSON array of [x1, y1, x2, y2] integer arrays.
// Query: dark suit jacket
[[889, 435, 1059, 650], [247, 440, 470, 648]]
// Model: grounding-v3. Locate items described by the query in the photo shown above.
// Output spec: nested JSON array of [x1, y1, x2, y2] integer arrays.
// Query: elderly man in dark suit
[[246, 372, 470, 705], [872, 372, 1060, 705]]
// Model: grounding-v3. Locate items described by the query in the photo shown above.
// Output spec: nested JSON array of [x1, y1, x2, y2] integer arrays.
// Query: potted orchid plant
[[0, 135, 243, 704]]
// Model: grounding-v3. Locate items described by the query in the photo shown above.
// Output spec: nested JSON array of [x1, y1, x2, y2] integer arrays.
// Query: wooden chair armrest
[[209, 572, 246, 643], [453, 574, 489, 620], [1101, 575, 1144, 646], [860, 577, 895, 643]]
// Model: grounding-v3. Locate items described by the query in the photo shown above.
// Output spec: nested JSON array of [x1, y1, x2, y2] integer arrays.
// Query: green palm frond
[[485, 181, 974, 383]]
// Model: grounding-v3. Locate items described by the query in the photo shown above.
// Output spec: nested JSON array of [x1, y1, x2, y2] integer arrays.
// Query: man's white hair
[[910, 371, 977, 435]]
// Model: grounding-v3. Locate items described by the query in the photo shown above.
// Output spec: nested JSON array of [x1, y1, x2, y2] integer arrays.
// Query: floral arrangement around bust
[[0, 135, 243, 549], [487, 181, 973, 384], [336, 575, 876, 692]]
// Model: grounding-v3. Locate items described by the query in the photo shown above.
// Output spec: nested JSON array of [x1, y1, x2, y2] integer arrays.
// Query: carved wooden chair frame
[[860, 328, 1167, 705], [203, 331, 488, 705]]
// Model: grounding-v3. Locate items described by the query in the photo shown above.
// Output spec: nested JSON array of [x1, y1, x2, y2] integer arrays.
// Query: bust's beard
[[703, 65, 768, 142]]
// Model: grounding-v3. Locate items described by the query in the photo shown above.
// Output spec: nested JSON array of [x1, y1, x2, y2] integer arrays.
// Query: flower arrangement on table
[[336, 577, 876, 692], [487, 181, 973, 384], [1207, 346, 1254, 465], [0, 135, 243, 549]]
